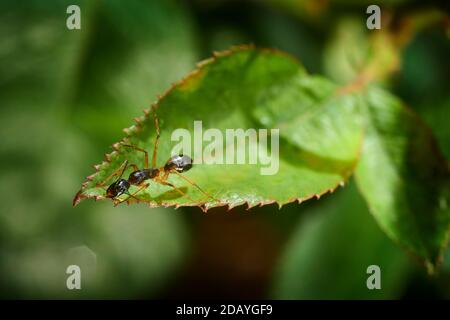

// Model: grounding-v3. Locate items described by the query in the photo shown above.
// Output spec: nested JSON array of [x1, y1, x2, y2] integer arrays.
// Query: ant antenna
[[114, 183, 149, 206], [172, 171, 219, 201], [151, 105, 161, 168], [117, 160, 129, 180], [97, 159, 129, 187]]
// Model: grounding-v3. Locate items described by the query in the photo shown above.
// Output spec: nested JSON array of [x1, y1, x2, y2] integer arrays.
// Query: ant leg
[[113, 183, 149, 206], [155, 179, 198, 203], [171, 170, 219, 202], [151, 106, 161, 168], [96, 161, 139, 187], [128, 163, 139, 172], [97, 160, 128, 187], [122, 144, 148, 169]]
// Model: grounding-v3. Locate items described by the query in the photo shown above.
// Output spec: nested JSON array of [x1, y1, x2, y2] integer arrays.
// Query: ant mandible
[[96, 106, 216, 206]]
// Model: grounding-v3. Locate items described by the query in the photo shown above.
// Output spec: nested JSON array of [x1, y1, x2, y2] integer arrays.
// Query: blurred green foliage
[[0, 0, 449, 298], [272, 181, 411, 299], [0, 0, 193, 298]]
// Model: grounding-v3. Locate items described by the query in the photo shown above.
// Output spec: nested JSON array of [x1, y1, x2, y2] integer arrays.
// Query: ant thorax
[[128, 168, 159, 185]]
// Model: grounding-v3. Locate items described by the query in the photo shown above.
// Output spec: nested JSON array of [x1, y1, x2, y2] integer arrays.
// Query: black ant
[[97, 107, 216, 206]]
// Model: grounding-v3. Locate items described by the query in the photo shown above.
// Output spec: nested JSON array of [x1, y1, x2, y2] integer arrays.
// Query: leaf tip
[[104, 153, 111, 162], [112, 142, 121, 151], [72, 190, 83, 207], [133, 117, 141, 124]]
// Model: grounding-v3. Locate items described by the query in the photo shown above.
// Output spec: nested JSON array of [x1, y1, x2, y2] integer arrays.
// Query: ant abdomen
[[164, 154, 193, 173]]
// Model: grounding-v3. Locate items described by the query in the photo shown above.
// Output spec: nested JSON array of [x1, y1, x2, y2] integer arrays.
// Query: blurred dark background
[[0, 0, 449, 299]]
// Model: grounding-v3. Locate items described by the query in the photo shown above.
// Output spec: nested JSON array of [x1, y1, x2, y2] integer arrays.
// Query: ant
[[96, 107, 217, 206]]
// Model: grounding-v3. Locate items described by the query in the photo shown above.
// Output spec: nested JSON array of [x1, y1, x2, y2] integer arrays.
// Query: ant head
[[106, 178, 130, 198], [164, 154, 193, 173]]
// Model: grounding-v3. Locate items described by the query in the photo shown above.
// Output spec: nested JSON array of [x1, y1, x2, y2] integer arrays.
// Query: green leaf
[[74, 46, 363, 210], [355, 86, 450, 272], [272, 180, 411, 299]]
